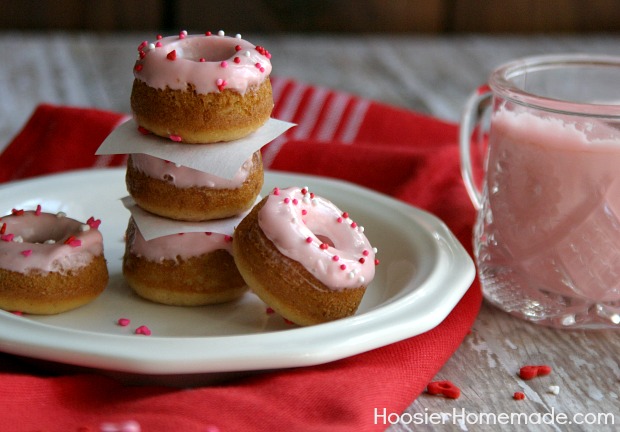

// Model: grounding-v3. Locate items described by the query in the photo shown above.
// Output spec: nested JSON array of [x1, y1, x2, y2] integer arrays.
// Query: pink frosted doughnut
[[233, 187, 378, 325], [131, 31, 274, 143], [0, 207, 108, 314]]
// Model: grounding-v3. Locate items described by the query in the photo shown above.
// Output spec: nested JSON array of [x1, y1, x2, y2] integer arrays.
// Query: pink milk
[[475, 108, 620, 325]]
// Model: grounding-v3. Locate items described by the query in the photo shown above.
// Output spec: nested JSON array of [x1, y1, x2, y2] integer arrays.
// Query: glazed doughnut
[[233, 187, 377, 325], [0, 207, 108, 314], [131, 30, 273, 143], [123, 218, 247, 306], [126, 151, 263, 221]]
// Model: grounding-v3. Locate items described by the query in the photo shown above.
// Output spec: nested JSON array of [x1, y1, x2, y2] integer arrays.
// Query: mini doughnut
[[131, 31, 273, 143], [126, 151, 263, 221], [233, 187, 377, 325], [123, 218, 247, 306], [0, 207, 108, 314]]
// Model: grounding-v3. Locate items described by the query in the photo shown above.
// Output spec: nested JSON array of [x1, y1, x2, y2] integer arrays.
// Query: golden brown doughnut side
[[126, 152, 264, 221], [130, 78, 273, 143], [0, 255, 108, 315], [122, 222, 247, 306], [233, 199, 367, 326]]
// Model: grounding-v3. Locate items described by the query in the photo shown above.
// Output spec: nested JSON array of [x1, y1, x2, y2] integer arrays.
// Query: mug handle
[[459, 84, 492, 211]]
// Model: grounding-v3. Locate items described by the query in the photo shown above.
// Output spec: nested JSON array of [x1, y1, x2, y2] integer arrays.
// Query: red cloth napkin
[[0, 77, 481, 432]]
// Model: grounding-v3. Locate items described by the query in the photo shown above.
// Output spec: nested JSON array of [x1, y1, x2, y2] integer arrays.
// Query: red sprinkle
[[1, 234, 14, 242], [169, 134, 182, 142], [513, 392, 526, 400], [332, 255, 340, 262], [342, 212, 349, 219], [266, 307, 275, 314], [427, 380, 461, 399], [305, 237, 313, 243], [519, 365, 552, 380], [64, 236, 82, 247], [117, 318, 131, 327], [21, 250, 32, 257], [320, 243, 329, 250], [234, 56, 241, 64], [273, 187, 280, 196], [235, 45, 242, 51], [166, 50, 177, 60], [35, 204, 42, 216], [135, 325, 152, 336], [0, 223, 6, 234], [359, 257, 366, 264], [134, 64, 143, 72], [86, 216, 101, 229], [11, 208, 24, 216]]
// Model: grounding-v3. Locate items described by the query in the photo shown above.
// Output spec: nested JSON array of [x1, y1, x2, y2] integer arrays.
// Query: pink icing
[[134, 32, 272, 95], [0, 210, 104, 274], [128, 219, 233, 262], [130, 153, 254, 189], [258, 187, 376, 291]]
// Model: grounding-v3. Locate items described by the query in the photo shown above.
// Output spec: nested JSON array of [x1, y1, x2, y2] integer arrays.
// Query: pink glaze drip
[[133, 33, 272, 95], [129, 220, 233, 262], [0, 210, 104, 274], [258, 187, 376, 291], [130, 153, 254, 189]]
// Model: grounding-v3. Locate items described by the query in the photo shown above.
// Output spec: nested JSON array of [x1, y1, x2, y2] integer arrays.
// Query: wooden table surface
[[1, 32, 620, 431]]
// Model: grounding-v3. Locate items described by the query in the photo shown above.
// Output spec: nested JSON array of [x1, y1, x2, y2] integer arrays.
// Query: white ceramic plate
[[0, 169, 474, 379]]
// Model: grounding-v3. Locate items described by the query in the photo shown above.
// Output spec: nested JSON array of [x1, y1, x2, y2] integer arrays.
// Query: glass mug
[[460, 54, 620, 329]]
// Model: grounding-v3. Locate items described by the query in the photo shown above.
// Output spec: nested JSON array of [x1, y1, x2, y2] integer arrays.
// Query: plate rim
[[0, 168, 475, 375]]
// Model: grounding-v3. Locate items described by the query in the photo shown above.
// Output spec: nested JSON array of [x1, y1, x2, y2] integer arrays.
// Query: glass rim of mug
[[489, 53, 620, 117]]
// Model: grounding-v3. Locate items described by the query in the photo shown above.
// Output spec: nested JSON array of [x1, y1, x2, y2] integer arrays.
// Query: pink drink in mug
[[460, 54, 620, 329]]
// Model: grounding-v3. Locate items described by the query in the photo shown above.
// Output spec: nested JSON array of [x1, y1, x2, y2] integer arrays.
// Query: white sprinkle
[[12, 235, 23, 243], [56, 212, 66, 218], [80, 224, 91, 232], [357, 226, 365, 233], [303, 196, 311, 204], [148, 43, 155, 50], [218, 30, 225, 36], [348, 271, 355, 279], [373, 247, 378, 254], [548, 385, 560, 395], [181, 30, 188, 36], [245, 50, 251, 57], [291, 216, 297, 223], [44, 239, 56, 244], [311, 198, 318, 206], [235, 34, 242, 39], [175, 162, 182, 168], [359, 276, 365, 284]]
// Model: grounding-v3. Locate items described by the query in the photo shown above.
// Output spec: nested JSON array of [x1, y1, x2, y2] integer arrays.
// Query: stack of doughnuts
[[120, 30, 274, 306], [102, 30, 378, 324]]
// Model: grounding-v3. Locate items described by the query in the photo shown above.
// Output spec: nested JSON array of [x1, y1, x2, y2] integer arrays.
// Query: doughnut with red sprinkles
[[258, 186, 376, 290], [0, 206, 108, 314]]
